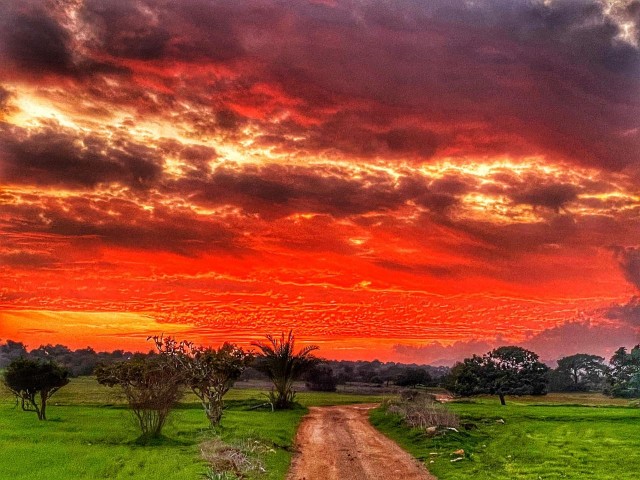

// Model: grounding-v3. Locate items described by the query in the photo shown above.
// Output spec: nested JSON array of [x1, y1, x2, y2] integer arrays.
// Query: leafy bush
[[304, 364, 338, 392]]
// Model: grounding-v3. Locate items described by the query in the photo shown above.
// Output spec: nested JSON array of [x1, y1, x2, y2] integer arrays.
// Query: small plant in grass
[[200, 436, 270, 479], [3, 357, 69, 420], [203, 470, 239, 480]]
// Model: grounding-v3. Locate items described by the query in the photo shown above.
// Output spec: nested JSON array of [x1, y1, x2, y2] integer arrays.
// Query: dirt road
[[286, 404, 436, 480]]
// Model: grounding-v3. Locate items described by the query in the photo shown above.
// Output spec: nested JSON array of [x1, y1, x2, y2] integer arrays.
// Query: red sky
[[0, 0, 639, 364]]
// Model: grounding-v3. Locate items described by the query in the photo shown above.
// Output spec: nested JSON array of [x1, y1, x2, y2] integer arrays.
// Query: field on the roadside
[[371, 393, 640, 480], [0, 377, 382, 480], [4, 378, 638, 480]]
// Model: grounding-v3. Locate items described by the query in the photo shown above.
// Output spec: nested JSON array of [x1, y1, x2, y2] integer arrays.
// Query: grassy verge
[[370, 394, 640, 480], [0, 376, 381, 480]]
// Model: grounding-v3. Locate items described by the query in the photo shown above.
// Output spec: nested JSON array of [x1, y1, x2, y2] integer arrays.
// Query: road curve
[[286, 404, 436, 480]]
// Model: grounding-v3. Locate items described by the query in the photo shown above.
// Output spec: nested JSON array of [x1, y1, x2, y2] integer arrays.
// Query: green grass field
[[3, 378, 638, 480], [370, 393, 640, 480], [0, 377, 382, 480]]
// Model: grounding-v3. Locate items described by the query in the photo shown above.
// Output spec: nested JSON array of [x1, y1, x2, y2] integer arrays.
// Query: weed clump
[[201, 436, 272, 479], [383, 391, 459, 432]]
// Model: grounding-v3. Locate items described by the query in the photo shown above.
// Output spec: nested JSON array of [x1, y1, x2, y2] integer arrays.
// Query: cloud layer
[[1, 0, 639, 359]]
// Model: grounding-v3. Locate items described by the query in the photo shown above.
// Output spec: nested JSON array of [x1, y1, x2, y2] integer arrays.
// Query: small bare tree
[[151, 336, 253, 426], [95, 354, 184, 439]]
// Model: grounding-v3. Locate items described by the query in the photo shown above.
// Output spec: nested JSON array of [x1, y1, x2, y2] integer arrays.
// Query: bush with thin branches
[[151, 336, 253, 426], [95, 354, 184, 439]]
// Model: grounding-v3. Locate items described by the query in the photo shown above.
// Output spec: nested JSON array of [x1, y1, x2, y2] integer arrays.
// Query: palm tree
[[252, 331, 319, 409]]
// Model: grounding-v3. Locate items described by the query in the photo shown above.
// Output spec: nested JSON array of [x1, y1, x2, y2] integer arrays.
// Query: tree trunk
[[40, 394, 47, 420], [206, 402, 223, 426], [499, 393, 506, 406]]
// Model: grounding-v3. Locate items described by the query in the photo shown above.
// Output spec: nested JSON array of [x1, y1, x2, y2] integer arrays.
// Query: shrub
[[95, 354, 184, 439], [200, 436, 269, 479], [384, 392, 459, 431], [305, 364, 338, 392], [151, 336, 253, 426]]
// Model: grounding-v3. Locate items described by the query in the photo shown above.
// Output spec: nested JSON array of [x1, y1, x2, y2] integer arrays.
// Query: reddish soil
[[286, 404, 436, 480]]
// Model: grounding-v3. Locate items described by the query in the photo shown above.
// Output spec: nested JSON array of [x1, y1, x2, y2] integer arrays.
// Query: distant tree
[[95, 354, 184, 439], [305, 364, 338, 392], [252, 331, 319, 409], [395, 367, 432, 388], [30, 344, 73, 359], [151, 336, 253, 426], [0, 340, 28, 367], [550, 354, 609, 392], [608, 345, 640, 398], [451, 346, 549, 405], [3, 357, 69, 420]]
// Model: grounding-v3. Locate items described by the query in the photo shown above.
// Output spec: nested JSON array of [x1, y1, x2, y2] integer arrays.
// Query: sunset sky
[[0, 0, 639, 364]]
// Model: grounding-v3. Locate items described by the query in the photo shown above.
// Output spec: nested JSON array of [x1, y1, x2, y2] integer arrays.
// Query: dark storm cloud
[[214, 0, 640, 166], [605, 297, 640, 326], [309, 123, 442, 160], [80, 0, 244, 62], [0, 197, 242, 256], [0, 2, 127, 78], [175, 163, 472, 218], [511, 183, 579, 211], [180, 164, 405, 217], [0, 123, 162, 189], [611, 246, 640, 290], [0, 5, 74, 75], [604, 247, 640, 325], [4, 1, 637, 167]]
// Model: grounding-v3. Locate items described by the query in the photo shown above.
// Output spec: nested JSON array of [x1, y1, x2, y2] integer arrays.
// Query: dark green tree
[[0, 340, 28, 367], [395, 367, 432, 388], [451, 346, 549, 405], [3, 357, 69, 420], [608, 345, 640, 398], [96, 354, 184, 439], [252, 331, 319, 409], [550, 353, 609, 392], [305, 363, 338, 392]]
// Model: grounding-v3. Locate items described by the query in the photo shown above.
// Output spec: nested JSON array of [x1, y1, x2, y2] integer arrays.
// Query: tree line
[[0, 339, 447, 386], [3, 337, 639, 434], [445, 345, 640, 404], [0, 340, 135, 376], [2, 332, 321, 440]]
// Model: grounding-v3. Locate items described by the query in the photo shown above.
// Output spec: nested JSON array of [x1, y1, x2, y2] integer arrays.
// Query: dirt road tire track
[[286, 404, 436, 480]]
